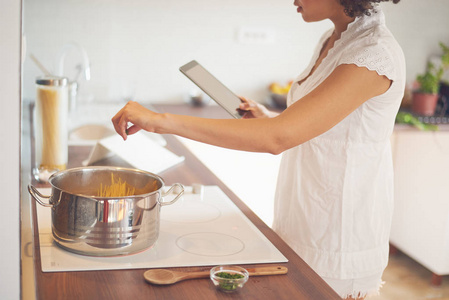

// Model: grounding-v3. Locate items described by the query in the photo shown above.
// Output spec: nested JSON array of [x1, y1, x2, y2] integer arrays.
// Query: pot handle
[[160, 183, 184, 206], [28, 185, 53, 208]]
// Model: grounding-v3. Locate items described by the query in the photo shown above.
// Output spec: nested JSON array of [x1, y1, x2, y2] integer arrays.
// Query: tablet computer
[[180, 60, 246, 119]]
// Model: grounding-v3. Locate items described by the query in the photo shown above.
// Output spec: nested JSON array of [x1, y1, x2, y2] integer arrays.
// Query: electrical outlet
[[236, 27, 276, 45]]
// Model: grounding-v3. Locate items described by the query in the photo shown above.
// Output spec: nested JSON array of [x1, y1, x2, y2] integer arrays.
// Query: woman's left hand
[[111, 101, 159, 140], [239, 96, 278, 119]]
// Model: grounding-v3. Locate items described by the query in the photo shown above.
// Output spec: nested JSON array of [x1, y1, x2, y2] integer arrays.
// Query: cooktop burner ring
[[175, 232, 245, 257]]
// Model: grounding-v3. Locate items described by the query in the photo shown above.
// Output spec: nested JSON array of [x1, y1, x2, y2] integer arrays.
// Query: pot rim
[[48, 166, 166, 199]]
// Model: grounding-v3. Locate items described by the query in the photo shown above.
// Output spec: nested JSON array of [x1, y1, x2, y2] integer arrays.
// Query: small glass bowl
[[210, 265, 249, 292]]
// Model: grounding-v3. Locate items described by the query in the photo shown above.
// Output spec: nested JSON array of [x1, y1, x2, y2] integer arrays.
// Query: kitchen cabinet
[[390, 126, 449, 285], [22, 103, 340, 299]]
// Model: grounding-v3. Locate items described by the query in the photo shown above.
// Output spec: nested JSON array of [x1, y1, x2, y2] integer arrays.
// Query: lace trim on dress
[[334, 9, 395, 80], [339, 45, 396, 80], [322, 273, 385, 299], [340, 280, 384, 300]]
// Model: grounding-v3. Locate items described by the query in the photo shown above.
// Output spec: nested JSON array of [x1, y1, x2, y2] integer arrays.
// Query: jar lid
[[36, 76, 68, 86]]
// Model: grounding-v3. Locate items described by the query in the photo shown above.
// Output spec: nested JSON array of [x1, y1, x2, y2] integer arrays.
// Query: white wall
[[22, 1, 449, 105], [22, 0, 332, 104], [381, 0, 449, 83], [0, 0, 21, 299], [21, 1, 449, 105]]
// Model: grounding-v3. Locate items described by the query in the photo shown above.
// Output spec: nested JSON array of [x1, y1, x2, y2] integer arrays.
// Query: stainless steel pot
[[28, 166, 184, 256]]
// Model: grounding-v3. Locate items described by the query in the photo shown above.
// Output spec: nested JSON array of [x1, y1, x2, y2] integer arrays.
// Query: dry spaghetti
[[97, 173, 136, 197], [36, 85, 67, 171]]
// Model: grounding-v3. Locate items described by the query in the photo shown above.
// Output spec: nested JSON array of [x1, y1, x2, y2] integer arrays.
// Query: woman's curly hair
[[340, 0, 400, 18]]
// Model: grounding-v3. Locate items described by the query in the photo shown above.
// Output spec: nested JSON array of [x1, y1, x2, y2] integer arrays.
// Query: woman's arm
[[271, 63, 392, 151], [111, 64, 391, 154]]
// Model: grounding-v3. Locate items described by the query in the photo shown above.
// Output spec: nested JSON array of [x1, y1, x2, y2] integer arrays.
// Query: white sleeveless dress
[[272, 8, 405, 298]]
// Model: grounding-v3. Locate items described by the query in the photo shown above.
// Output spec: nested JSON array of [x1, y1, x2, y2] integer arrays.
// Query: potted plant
[[412, 42, 449, 116]]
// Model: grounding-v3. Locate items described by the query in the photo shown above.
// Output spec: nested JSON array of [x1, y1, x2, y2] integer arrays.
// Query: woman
[[112, 0, 404, 299]]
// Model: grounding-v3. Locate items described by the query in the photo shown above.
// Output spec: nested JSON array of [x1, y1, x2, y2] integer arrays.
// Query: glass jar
[[33, 76, 69, 183]]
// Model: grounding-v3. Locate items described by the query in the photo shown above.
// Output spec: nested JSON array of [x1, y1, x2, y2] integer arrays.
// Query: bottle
[[33, 76, 69, 183]]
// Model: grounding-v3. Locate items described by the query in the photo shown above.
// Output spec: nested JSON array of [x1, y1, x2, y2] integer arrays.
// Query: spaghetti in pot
[[97, 173, 136, 197]]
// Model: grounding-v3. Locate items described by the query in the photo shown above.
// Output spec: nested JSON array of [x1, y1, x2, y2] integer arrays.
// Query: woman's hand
[[111, 101, 160, 140], [239, 97, 279, 119]]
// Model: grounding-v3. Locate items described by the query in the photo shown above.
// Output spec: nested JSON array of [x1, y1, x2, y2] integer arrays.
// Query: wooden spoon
[[144, 266, 288, 285]]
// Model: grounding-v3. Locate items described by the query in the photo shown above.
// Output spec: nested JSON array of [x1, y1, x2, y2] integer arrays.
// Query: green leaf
[[395, 112, 439, 131]]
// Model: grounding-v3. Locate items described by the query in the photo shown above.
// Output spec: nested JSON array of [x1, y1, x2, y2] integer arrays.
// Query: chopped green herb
[[215, 272, 245, 291], [215, 272, 244, 279]]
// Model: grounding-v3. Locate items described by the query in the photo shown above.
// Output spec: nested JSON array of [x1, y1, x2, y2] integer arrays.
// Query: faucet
[[55, 43, 91, 112]]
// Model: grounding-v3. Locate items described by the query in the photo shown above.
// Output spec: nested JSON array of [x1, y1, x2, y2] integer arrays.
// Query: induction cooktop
[[35, 186, 287, 272]]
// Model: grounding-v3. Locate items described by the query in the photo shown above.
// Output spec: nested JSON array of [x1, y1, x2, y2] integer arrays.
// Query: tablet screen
[[180, 60, 244, 119]]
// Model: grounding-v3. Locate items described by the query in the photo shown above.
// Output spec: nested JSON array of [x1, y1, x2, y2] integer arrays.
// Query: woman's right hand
[[111, 101, 160, 140], [239, 96, 278, 119]]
